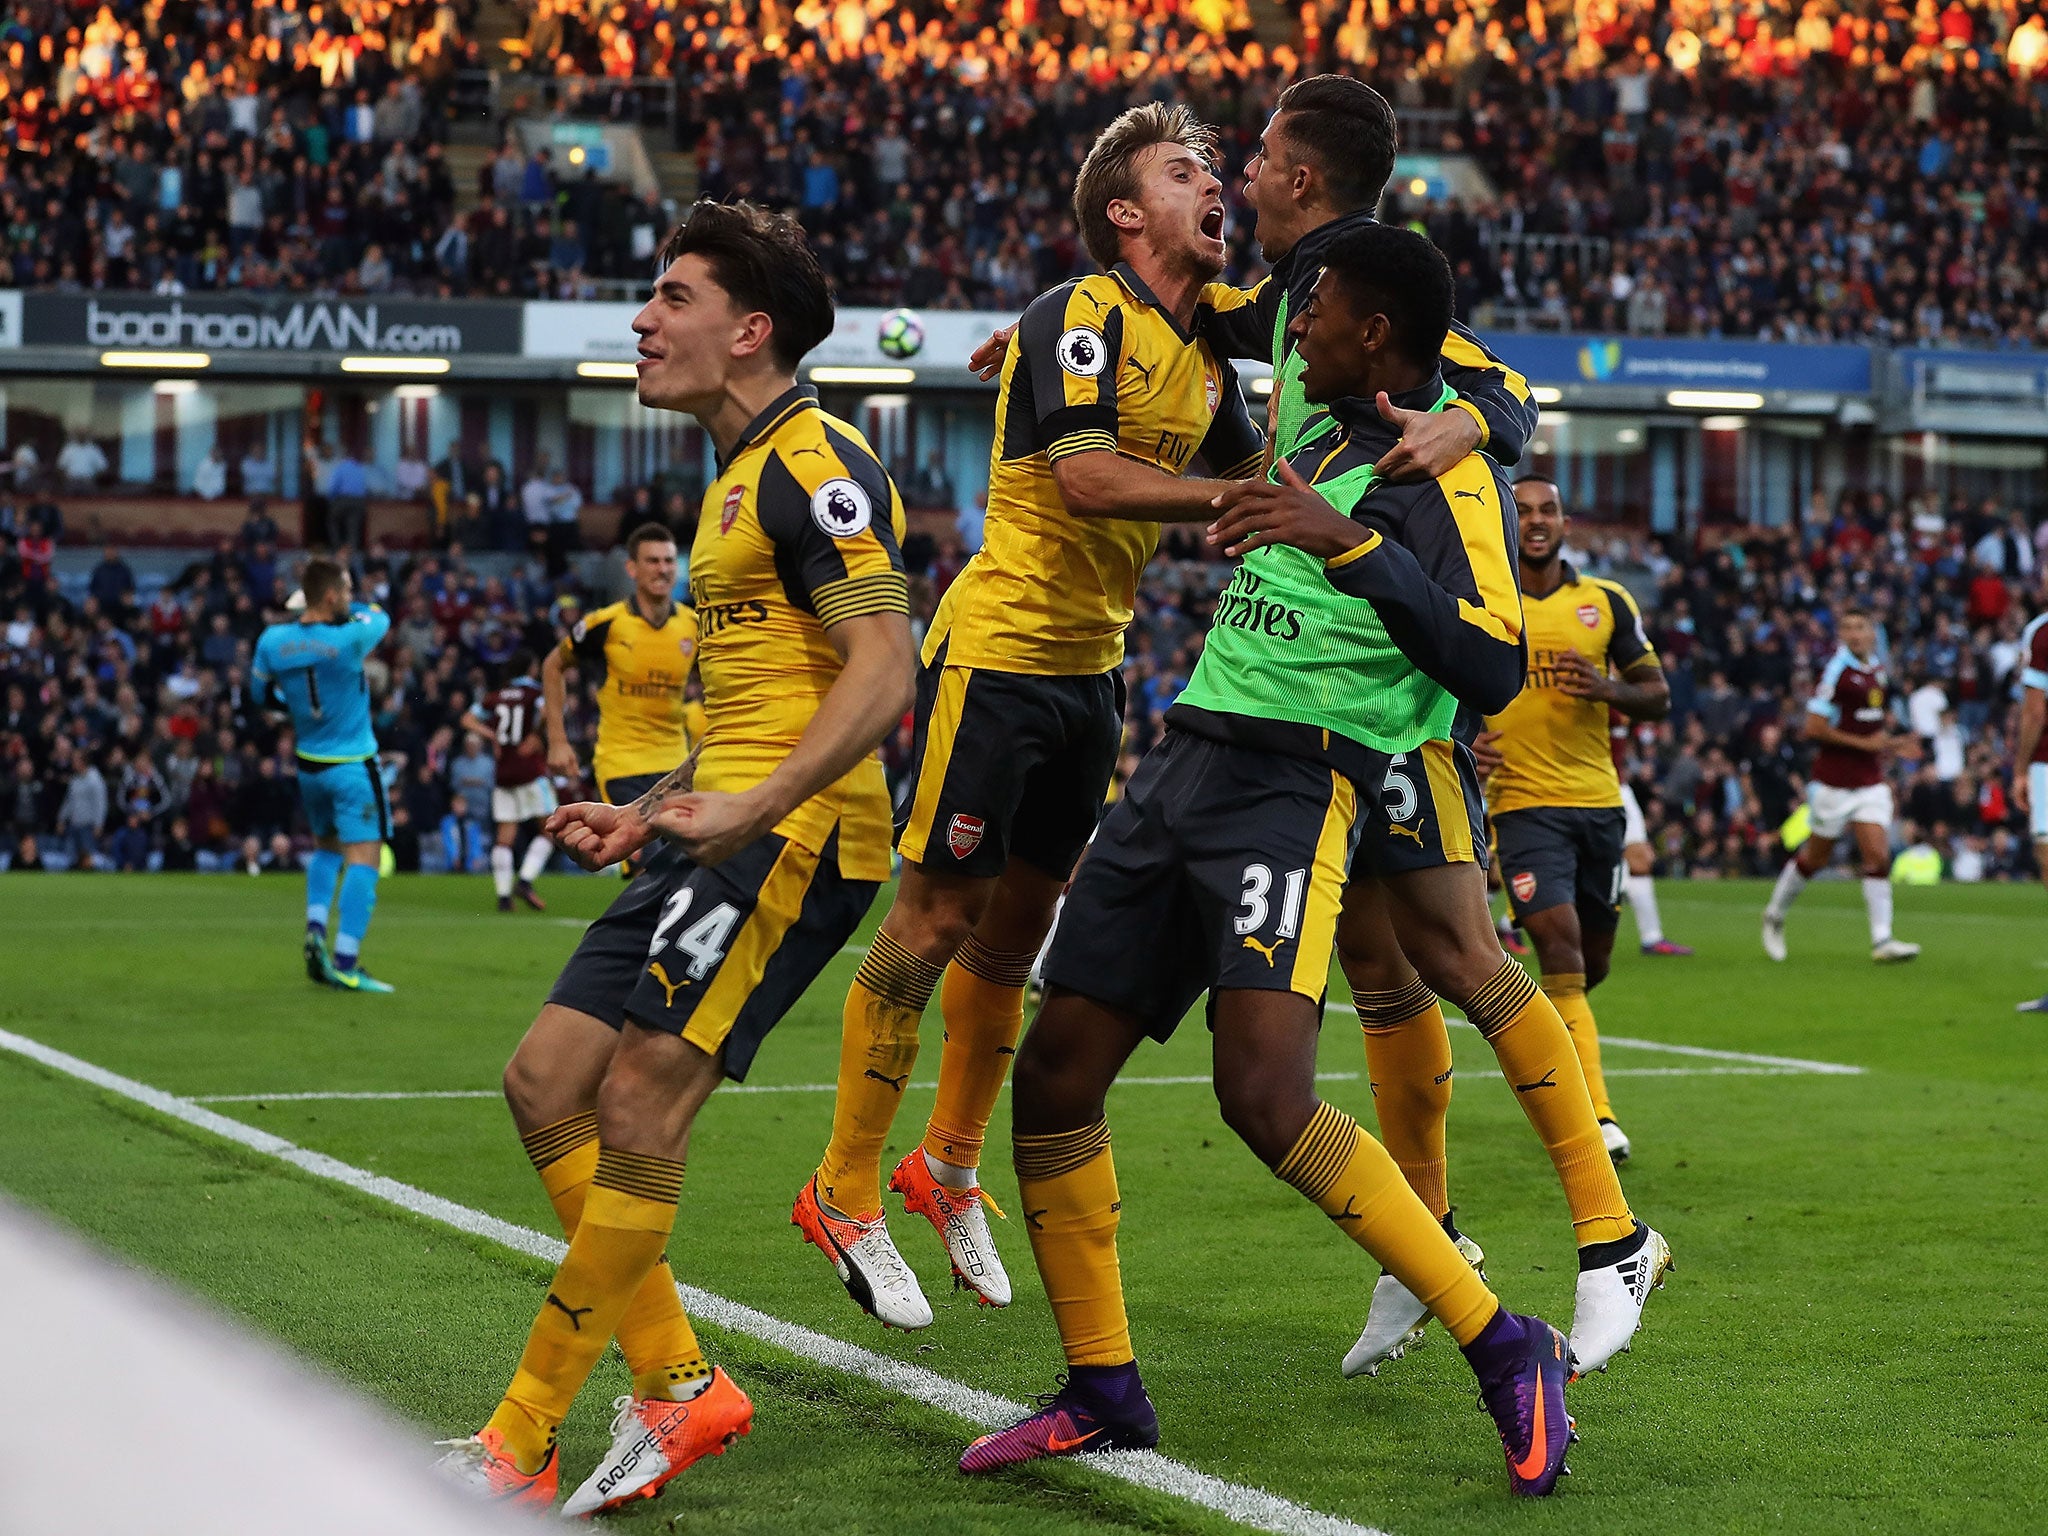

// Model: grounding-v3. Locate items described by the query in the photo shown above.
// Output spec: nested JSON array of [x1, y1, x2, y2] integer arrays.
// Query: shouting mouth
[[1200, 205, 1226, 241]]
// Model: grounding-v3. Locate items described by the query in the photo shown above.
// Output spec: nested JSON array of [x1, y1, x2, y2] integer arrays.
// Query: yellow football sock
[[1014, 1121, 1132, 1366], [519, 1114, 709, 1403], [1353, 976, 1453, 1219], [816, 931, 945, 1216], [1275, 1101, 1498, 1345], [924, 936, 1034, 1172], [1542, 973, 1613, 1122], [1463, 958, 1633, 1246], [488, 1147, 684, 1472]]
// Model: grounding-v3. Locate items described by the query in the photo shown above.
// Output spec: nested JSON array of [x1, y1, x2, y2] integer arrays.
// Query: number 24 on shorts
[[648, 888, 741, 980]]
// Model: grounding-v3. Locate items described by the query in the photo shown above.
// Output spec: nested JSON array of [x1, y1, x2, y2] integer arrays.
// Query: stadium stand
[[8, 0, 2046, 336], [2, 488, 2044, 883]]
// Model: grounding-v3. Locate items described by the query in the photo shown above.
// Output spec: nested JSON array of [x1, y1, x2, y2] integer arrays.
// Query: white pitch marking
[[1319, 1002, 1863, 1074], [0, 1027, 1384, 1536], [192, 1064, 1821, 1105]]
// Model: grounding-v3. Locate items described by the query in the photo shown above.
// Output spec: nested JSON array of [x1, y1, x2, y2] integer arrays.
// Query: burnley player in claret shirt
[[467, 650, 558, 912]]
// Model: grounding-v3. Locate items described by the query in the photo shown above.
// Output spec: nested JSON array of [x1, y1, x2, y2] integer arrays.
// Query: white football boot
[[1600, 1118, 1632, 1163], [1761, 912, 1787, 962], [1872, 938, 1921, 963], [1569, 1224, 1673, 1376], [792, 1177, 934, 1330], [890, 1150, 1013, 1306], [561, 1374, 753, 1518], [1342, 1231, 1486, 1378]]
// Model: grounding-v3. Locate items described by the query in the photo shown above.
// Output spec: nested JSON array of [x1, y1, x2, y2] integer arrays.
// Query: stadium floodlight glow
[[153, 379, 200, 397], [576, 361, 640, 380], [1531, 386, 1564, 404], [1699, 415, 1749, 432], [340, 356, 452, 375], [1250, 377, 1274, 396], [393, 384, 441, 401], [101, 350, 210, 370], [809, 366, 917, 385], [1666, 389, 1764, 410]]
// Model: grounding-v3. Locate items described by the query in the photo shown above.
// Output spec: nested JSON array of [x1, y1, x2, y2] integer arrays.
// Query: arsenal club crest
[[1576, 604, 1601, 629], [1511, 871, 1538, 903], [947, 813, 986, 859], [721, 484, 744, 534]]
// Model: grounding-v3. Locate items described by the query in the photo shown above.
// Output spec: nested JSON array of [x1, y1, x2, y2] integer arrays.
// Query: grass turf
[[1, 871, 2045, 1534]]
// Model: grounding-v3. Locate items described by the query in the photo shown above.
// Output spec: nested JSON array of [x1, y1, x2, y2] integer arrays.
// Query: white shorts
[[492, 778, 558, 826], [1620, 782, 1647, 848], [1808, 780, 1892, 841], [2031, 763, 2048, 841]]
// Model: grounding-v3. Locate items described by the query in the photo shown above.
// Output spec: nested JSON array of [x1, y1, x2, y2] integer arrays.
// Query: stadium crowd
[[6, 482, 2045, 884], [7, 0, 2048, 340]]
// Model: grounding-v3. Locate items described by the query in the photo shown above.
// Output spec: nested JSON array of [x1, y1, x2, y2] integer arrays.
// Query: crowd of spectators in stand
[[5, 478, 2048, 881], [0, 498, 625, 873], [1094, 491, 2048, 886], [9, 0, 2048, 341]]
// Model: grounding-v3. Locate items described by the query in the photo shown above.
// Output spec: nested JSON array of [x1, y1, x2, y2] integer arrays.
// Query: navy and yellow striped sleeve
[[1598, 579, 1658, 672], [759, 424, 909, 630], [563, 603, 619, 666], [1197, 277, 1281, 364], [1323, 455, 1526, 714], [1439, 320, 1535, 465], [1012, 279, 1126, 463], [1196, 352, 1264, 480]]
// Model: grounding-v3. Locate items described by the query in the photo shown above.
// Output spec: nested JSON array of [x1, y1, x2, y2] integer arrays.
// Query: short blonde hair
[[1072, 103, 1219, 270]]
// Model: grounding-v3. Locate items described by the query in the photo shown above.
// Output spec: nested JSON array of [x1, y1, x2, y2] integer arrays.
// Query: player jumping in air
[[1142, 74, 1663, 1382], [435, 202, 915, 1516], [794, 103, 1264, 1329], [961, 227, 1577, 1499], [1760, 607, 1920, 965], [252, 557, 394, 993], [1479, 477, 1674, 1166], [469, 651, 558, 912]]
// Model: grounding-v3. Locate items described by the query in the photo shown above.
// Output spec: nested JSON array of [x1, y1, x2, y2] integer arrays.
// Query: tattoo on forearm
[[630, 742, 703, 820]]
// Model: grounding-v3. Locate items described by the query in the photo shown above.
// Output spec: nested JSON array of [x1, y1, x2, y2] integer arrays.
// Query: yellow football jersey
[[1484, 564, 1658, 814], [689, 386, 909, 880], [927, 263, 1263, 676], [560, 597, 700, 784]]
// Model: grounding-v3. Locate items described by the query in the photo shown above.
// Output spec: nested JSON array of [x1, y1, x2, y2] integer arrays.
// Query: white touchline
[[191, 1063, 1821, 1104], [0, 1027, 1385, 1536], [1320, 1003, 1864, 1075]]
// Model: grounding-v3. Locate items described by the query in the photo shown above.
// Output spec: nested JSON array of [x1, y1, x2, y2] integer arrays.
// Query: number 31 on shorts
[[648, 888, 741, 980], [1236, 863, 1307, 940]]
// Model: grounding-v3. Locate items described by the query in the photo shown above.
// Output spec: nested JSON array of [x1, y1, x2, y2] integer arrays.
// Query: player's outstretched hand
[[969, 323, 1017, 381], [1206, 459, 1360, 560], [646, 788, 773, 868], [1553, 650, 1616, 702], [1472, 728, 1504, 782], [1368, 391, 1481, 483], [545, 801, 651, 871]]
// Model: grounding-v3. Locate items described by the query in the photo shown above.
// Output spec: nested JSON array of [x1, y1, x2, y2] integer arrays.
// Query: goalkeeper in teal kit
[[252, 557, 396, 994]]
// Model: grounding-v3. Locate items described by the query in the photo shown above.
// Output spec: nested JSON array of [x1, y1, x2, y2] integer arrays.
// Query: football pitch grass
[[2, 873, 2044, 1535]]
